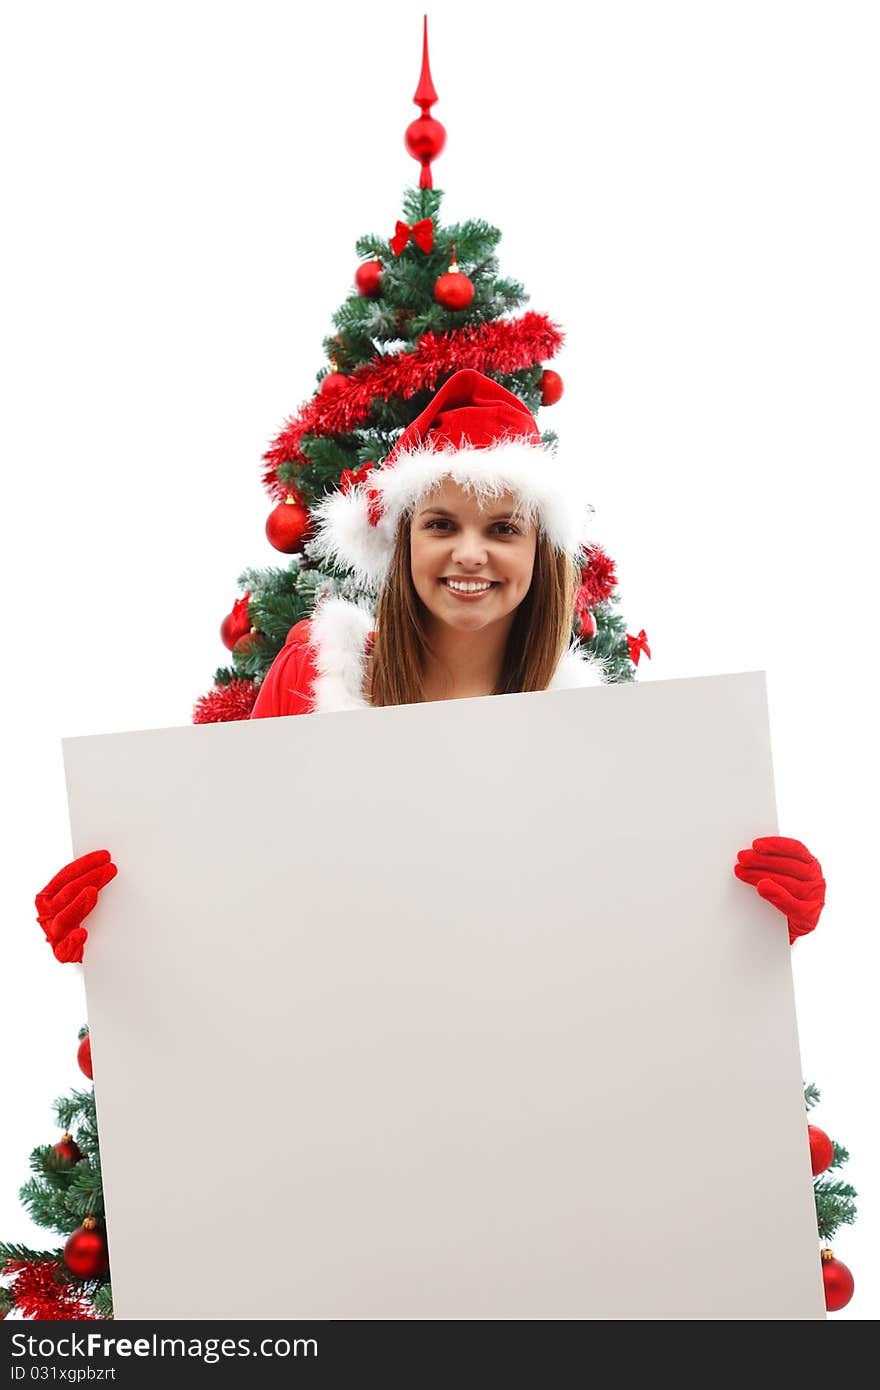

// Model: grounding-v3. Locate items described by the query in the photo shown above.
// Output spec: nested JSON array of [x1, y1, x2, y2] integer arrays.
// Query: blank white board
[[63, 672, 825, 1319]]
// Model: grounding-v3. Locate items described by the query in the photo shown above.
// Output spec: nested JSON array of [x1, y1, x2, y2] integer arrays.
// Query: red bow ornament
[[339, 461, 375, 496], [390, 218, 434, 256], [626, 629, 652, 665]]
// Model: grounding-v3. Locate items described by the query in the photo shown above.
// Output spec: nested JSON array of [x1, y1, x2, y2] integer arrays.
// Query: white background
[[1, 0, 877, 1320]]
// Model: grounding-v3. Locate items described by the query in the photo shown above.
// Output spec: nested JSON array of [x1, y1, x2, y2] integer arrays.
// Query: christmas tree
[[805, 1083, 858, 1313], [193, 20, 641, 725], [0, 1028, 112, 1320]]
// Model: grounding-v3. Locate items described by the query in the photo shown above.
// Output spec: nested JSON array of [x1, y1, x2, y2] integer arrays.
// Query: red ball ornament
[[320, 368, 348, 398], [808, 1124, 834, 1177], [266, 494, 312, 554], [405, 113, 446, 167], [821, 1249, 854, 1312], [434, 262, 474, 311], [220, 592, 252, 651], [54, 1133, 83, 1164], [540, 369, 564, 406], [578, 608, 597, 641], [63, 1218, 109, 1279], [233, 630, 261, 659], [77, 1034, 92, 1080], [355, 260, 383, 298]]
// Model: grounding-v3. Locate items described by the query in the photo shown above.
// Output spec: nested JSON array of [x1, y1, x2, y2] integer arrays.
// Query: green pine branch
[[28, 1146, 76, 1191], [230, 632, 274, 680], [53, 1088, 97, 1135], [247, 597, 305, 646], [18, 1175, 78, 1235], [804, 1080, 858, 1243], [300, 435, 365, 493], [237, 563, 302, 593], [356, 431, 400, 466], [355, 231, 389, 260], [93, 1283, 114, 1318], [365, 391, 436, 434], [0, 1241, 65, 1266], [66, 1159, 103, 1215], [492, 275, 529, 306], [815, 1179, 859, 1243], [400, 186, 443, 225], [445, 218, 500, 253]]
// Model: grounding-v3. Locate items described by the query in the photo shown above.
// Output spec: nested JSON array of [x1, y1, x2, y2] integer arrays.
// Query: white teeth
[[445, 579, 494, 593]]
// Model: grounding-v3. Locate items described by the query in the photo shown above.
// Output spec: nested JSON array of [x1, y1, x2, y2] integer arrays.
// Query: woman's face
[[409, 479, 538, 633]]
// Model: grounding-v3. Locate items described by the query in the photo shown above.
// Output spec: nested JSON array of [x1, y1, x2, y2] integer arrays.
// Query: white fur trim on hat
[[310, 439, 594, 589]]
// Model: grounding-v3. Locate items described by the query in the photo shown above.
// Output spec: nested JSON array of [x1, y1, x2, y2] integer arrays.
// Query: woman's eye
[[423, 519, 520, 535]]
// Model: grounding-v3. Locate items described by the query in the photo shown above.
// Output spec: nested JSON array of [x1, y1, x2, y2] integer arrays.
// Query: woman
[[250, 367, 607, 716], [35, 370, 826, 958]]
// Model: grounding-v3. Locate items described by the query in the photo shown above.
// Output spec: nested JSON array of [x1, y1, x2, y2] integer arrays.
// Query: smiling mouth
[[439, 578, 499, 594]]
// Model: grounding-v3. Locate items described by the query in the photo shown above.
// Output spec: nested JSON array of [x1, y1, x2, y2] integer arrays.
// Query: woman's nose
[[451, 531, 489, 567]]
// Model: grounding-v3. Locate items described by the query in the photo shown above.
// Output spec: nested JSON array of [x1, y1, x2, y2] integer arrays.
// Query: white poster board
[[62, 673, 825, 1320]]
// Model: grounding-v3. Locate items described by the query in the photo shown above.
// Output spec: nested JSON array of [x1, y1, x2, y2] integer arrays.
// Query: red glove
[[35, 850, 117, 964], [733, 836, 825, 944]]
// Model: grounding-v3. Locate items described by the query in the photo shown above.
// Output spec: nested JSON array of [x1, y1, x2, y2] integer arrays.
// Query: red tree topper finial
[[405, 15, 446, 189], [413, 15, 439, 107]]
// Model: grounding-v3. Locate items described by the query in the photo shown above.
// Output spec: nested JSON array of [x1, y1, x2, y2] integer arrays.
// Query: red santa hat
[[310, 368, 593, 587]]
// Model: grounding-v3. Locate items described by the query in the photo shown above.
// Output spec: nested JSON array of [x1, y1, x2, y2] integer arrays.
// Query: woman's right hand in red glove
[[35, 850, 117, 963]]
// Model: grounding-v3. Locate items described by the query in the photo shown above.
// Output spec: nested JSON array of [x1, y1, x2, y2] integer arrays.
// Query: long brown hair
[[366, 509, 578, 707]]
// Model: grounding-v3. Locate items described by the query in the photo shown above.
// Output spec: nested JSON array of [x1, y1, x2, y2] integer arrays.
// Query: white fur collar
[[309, 597, 606, 714], [547, 643, 608, 692], [309, 596, 375, 713]]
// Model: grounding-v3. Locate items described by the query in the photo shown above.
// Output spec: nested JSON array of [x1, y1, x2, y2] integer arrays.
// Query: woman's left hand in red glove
[[733, 836, 825, 943]]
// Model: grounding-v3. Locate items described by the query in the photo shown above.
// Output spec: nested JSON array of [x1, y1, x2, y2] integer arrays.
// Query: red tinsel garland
[[578, 545, 618, 607], [192, 678, 258, 725], [262, 312, 564, 497], [3, 1258, 97, 1321]]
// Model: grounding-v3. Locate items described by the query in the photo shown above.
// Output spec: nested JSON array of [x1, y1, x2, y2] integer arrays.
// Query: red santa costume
[[251, 368, 607, 718]]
